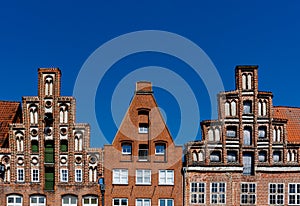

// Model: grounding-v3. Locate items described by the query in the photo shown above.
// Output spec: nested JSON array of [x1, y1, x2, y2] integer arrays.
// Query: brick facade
[[0, 68, 103, 206], [184, 65, 300, 206], [104, 81, 183, 206]]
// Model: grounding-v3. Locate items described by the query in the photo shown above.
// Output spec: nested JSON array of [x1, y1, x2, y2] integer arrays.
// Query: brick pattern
[[184, 65, 300, 206], [0, 68, 103, 206]]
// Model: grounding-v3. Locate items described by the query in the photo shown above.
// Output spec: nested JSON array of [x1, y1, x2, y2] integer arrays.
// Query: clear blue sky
[[1, 1, 300, 147]]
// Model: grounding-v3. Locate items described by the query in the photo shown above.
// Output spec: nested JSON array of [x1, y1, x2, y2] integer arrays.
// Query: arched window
[[225, 102, 230, 116], [192, 151, 198, 162], [7, 194, 23, 206], [74, 132, 83, 151], [242, 73, 252, 90], [243, 127, 252, 146], [62, 195, 77, 206], [89, 167, 97, 182], [83, 196, 98, 206], [262, 101, 267, 116], [231, 101, 237, 116], [208, 128, 214, 141], [44, 76, 53, 96], [273, 127, 282, 142], [30, 195, 46, 206], [198, 151, 204, 162], [59, 104, 68, 124], [242, 74, 247, 90], [29, 104, 38, 124], [287, 150, 297, 162], [247, 73, 252, 90], [214, 128, 220, 141], [15, 132, 24, 152]]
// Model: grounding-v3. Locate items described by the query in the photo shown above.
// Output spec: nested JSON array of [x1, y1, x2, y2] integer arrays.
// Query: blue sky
[[1, 1, 300, 147]]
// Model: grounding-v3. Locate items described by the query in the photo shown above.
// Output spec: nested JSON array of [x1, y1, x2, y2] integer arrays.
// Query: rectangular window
[[269, 183, 284, 205], [227, 151, 238, 163], [138, 123, 149, 134], [138, 144, 149, 161], [243, 153, 254, 175], [243, 101, 252, 114], [113, 198, 128, 206], [113, 169, 128, 184], [17, 168, 24, 182], [211, 182, 226, 204], [241, 183, 256, 205], [289, 183, 300, 205], [136, 169, 151, 185], [32, 169, 39, 182], [226, 126, 237, 138], [75, 169, 82, 182], [60, 169, 68, 182], [122, 144, 132, 155], [159, 170, 174, 185], [190, 182, 205, 204], [136, 199, 151, 206], [159, 199, 173, 206], [155, 144, 165, 155]]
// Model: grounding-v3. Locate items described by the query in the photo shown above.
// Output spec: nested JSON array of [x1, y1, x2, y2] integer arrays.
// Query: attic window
[[139, 123, 148, 134]]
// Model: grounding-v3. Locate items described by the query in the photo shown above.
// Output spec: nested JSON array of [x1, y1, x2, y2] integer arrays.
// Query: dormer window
[[139, 123, 148, 134]]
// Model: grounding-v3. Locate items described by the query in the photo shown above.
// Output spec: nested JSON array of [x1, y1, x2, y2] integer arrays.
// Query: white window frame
[[155, 144, 165, 155], [60, 169, 68, 182], [159, 170, 174, 185], [7, 195, 23, 206], [82, 196, 98, 205], [240, 183, 256, 205], [31, 169, 39, 182], [190, 182, 206, 204], [75, 169, 82, 182], [62, 195, 77, 206], [269, 183, 284, 205], [138, 125, 148, 134], [122, 144, 132, 155], [113, 169, 128, 185], [17, 168, 24, 182], [136, 169, 151, 185], [30, 195, 46, 206], [159, 199, 173, 206], [136, 198, 151, 206], [210, 182, 226, 204], [113, 198, 128, 206], [289, 183, 300, 205]]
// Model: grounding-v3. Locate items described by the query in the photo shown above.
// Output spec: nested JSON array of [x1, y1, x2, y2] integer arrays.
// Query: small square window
[[155, 144, 165, 155], [139, 124, 148, 134]]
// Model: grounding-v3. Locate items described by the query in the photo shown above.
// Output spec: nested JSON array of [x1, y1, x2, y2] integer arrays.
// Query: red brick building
[[0, 68, 103, 206], [104, 81, 183, 206], [184, 65, 300, 206]]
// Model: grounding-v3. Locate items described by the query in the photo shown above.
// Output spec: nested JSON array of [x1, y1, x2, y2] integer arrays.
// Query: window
[[258, 151, 267, 162], [113, 198, 128, 206], [227, 151, 238, 163], [136, 199, 151, 206], [17, 168, 24, 182], [113, 169, 128, 184], [62, 195, 77, 206], [159, 199, 173, 206], [45, 167, 54, 190], [155, 144, 165, 155], [136, 169, 151, 185], [32, 169, 39, 182], [258, 100, 267, 116], [7, 195, 22, 206], [59, 104, 68, 124], [15, 132, 24, 152], [139, 123, 148, 133], [60, 140, 68, 152], [243, 101, 252, 114], [190, 182, 205, 204], [83, 196, 98, 206], [241, 183, 256, 205], [273, 127, 282, 142], [75, 169, 82, 182], [258, 126, 267, 139], [44, 140, 54, 163], [211, 182, 226, 204], [122, 143, 132, 155], [210, 151, 221, 162], [44, 76, 53, 96], [29, 104, 38, 124], [226, 126, 237, 138], [269, 183, 284, 205], [225, 101, 237, 116], [138, 144, 148, 161], [208, 128, 214, 141], [289, 183, 300, 205], [243, 153, 254, 175], [74, 132, 83, 151], [30, 195, 46, 206], [31, 140, 39, 153], [159, 170, 174, 185], [243, 127, 252, 146], [287, 150, 297, 162], [273, 151, 282, 163], [60, 169, 68, 182]]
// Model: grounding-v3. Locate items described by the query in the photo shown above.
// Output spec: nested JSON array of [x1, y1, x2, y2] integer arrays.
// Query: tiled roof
[[0, 101, 21, 147], [273, 106, 300, 143]]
